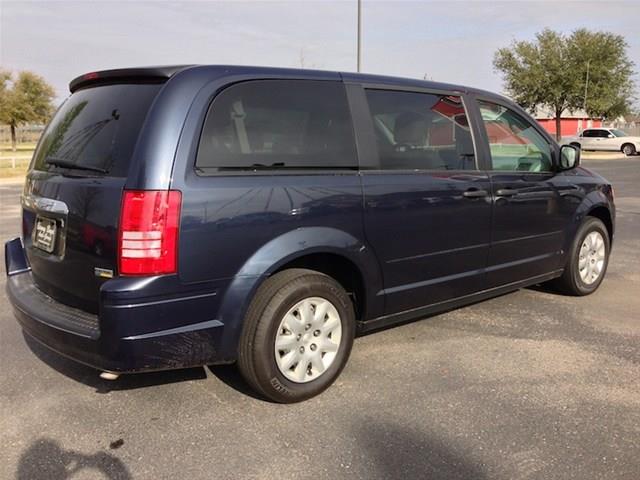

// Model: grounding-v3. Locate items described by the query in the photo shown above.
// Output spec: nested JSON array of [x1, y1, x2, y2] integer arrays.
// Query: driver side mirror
[[559, 144, 580, 170], [607, 133, 615, 138]]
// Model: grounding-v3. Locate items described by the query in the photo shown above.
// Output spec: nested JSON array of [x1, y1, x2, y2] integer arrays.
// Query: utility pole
[[357, 0, 362, 72], [583, 60, 591, 115]]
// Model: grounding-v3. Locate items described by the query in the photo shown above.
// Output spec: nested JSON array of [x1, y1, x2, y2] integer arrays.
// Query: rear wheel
[[237, 269, 355, 403], [553, 217, 610, 296], [622, 143, 636, 156]]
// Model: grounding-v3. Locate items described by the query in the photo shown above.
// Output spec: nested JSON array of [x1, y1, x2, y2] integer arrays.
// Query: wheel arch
[[620, 142, 635, 154], [271, 252, 367, 321], [564, 191, 615, 258], [214, 227, 384, 360], [586, 205, 613, 243]]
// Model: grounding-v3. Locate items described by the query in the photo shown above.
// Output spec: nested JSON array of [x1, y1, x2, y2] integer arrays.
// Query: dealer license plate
[[34, 217, 57, 253]]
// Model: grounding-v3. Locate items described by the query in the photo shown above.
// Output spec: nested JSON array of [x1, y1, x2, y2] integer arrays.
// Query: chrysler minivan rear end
[[5, 66, 230, 374]]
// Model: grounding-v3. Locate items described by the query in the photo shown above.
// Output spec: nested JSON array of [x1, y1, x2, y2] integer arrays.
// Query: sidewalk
[[0, 176, 26, 185], [580, 151, 628, 160]]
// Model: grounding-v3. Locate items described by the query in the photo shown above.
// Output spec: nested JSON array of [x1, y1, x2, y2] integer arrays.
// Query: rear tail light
[[118, 190, 181, 275]]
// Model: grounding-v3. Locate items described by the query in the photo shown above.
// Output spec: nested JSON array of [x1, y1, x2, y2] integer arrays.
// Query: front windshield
[[610, 129, 628, 137]]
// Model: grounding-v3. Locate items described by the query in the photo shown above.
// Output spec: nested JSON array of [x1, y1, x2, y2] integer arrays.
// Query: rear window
[[32, 83, 162, 176], [195, 80, 357, 172]]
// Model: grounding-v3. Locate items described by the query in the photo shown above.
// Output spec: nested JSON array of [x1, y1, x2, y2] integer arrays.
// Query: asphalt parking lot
[[1, 156, 638, 480]]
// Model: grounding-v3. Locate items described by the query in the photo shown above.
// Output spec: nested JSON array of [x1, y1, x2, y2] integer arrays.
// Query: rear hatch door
[[22, 82, 163, 313]]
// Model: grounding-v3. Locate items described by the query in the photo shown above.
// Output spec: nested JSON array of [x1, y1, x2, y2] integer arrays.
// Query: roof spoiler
[[69, 65, 194, 93]]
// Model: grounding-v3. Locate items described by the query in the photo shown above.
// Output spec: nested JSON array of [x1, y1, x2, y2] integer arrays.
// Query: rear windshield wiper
[[45, 157, 108, 174]]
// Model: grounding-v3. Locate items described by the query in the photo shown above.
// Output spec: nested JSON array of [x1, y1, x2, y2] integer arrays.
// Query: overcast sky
[[1, 0, 639, 104]]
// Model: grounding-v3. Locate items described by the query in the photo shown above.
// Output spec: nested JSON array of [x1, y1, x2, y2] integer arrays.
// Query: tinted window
[[365, 89, 476, 170], [597, 129, 612, 138], [32, 84, 162, 176], [582, 130, 595, 138], [196, 80, 357, 171], [478, 100, 552, 172]]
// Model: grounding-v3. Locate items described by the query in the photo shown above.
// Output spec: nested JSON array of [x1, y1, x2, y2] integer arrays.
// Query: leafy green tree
[[0, 70, 12, 125], [494, 28, 635, 140], [0, 70, 56, 150], [568, 29, 635, 121]]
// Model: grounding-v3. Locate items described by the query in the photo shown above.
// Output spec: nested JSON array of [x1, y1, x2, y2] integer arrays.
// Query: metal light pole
[[357, 0, 362, 72], [583, 60, 591, 115]]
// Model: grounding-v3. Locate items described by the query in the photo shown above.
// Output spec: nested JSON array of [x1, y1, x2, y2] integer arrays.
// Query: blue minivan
[[5, 65, 615, 402]]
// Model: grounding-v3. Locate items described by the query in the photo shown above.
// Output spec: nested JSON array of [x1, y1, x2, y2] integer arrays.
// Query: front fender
[[564, 188, 614, 255], [215, 227, 384, 360]]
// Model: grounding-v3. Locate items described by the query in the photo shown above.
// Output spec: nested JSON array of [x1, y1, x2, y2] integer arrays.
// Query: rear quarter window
[[195, 80, 357, 172], [32, 83, 162, 177]]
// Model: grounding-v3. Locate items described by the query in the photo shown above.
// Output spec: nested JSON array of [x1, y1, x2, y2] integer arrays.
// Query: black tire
[[621, 143, 636, 156], [237, 268, 355, 403], [553, 217, 610, 296]]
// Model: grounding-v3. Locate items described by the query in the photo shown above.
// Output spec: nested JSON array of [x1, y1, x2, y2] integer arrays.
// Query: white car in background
[[565, 127, 640, 156]]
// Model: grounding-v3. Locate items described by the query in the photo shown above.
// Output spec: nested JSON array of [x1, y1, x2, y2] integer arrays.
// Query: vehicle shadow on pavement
[[23, 333, 207, 393], [16, 438, 131, 480], [206, 364, 266, 401], [356, 422, 486, 479], [526, 283, 562, 295]]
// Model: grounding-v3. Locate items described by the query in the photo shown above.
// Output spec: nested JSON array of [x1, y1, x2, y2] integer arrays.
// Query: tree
[[494, 29, 635, 140], [0, 70, 12, 125], [569, 29, 635, 120], [0, 70, 56, 150]]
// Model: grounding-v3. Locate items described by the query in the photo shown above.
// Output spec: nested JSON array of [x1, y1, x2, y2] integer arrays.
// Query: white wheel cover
[[274, 297, 342, 383], [578, 231, 606, 285]]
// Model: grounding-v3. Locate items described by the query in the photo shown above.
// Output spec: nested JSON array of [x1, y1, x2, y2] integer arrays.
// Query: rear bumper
[[5, 238, 230, 373]]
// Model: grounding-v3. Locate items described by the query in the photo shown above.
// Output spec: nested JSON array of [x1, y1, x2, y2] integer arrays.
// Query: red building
[[534, 107, 602, 137]]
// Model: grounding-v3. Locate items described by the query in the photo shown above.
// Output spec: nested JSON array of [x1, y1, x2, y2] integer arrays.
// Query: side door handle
[[495, 188, 518, 197], [462, 188, 489, 198]]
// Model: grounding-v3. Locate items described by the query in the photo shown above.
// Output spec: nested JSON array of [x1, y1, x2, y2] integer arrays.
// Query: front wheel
[[553, 217, 610, 296], [237, 269, 355, 403]]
